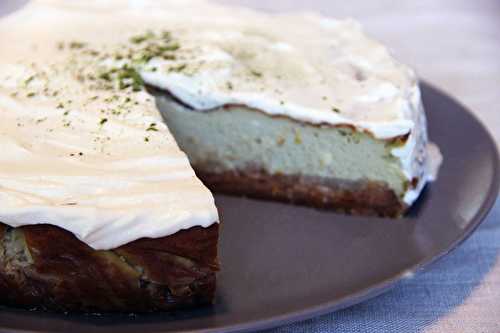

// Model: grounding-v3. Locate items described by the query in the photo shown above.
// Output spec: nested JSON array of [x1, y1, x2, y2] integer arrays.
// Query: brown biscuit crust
[[195, 167, 406, 217], [0, 223, 219, 313]]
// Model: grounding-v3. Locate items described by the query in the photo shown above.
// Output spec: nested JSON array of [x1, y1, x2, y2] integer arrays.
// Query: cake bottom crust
[[196, 167, 406, 217], [0, 223, 219, 313]]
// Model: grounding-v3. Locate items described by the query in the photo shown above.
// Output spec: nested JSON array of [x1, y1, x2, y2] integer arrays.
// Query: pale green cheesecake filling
[[156, 96, 409, 197]]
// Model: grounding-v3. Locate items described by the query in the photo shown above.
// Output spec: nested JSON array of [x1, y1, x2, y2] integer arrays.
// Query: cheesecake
[[0, 0, 220, 312], [142, 4, 442, 217], [0, 0, 440, 312]]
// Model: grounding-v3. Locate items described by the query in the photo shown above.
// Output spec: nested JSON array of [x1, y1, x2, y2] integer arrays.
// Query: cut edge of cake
[[152, 88, 439, 217]]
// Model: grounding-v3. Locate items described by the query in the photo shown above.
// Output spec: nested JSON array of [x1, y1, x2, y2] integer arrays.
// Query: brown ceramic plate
[[0, 3, 499, 333]]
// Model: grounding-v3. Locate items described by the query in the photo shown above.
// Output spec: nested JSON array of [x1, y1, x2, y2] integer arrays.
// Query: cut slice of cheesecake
[[0, 0, 221, 312]]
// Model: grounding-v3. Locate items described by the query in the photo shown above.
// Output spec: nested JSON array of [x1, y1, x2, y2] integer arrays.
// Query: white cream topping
[[139, 21, 418, 140], [0, 0, 439, 246], [0, 0, 220, 250]]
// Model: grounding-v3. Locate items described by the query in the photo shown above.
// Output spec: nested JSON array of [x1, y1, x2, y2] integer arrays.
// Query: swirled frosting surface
[[0, 0, 221, 250]]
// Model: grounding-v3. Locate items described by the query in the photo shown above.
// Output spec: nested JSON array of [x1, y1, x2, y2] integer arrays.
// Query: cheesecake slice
[[0, 0, 220, 312]]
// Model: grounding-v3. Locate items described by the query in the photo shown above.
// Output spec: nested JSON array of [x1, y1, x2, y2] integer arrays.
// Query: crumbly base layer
[[0, 223, 219, 313], [195, 167, 406, 217]]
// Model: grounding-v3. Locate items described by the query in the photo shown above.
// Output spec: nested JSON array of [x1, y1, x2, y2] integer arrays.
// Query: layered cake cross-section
[[0, 0, 440, 312]]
